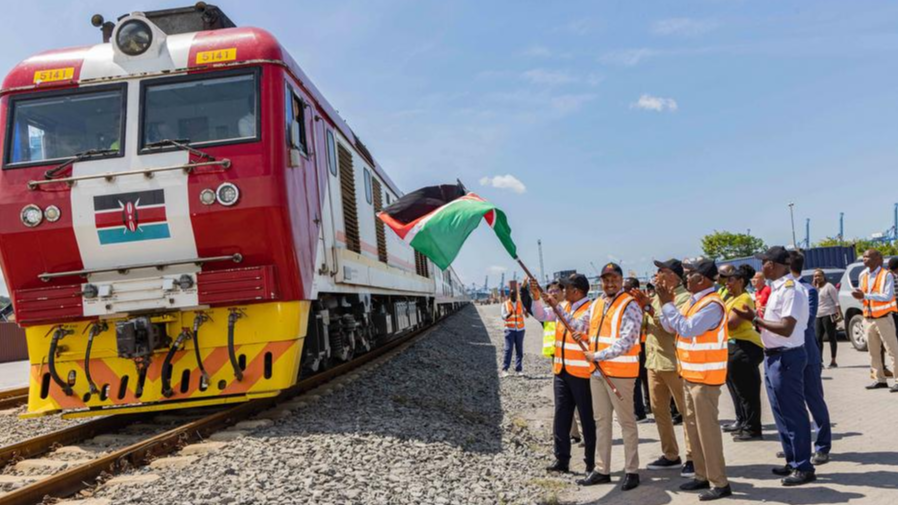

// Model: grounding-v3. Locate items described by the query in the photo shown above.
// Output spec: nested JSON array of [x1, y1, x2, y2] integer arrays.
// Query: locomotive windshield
[[141, 72, 257, 149], [5, 88, 124, 166]]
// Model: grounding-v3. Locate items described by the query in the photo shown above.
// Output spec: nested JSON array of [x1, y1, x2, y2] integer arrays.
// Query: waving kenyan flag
[[378, 182, 518, 270]]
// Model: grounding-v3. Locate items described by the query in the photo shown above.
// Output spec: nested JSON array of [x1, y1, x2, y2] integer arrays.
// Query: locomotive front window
[[141, 72, 258, 149], [5, 88, 124, 167]]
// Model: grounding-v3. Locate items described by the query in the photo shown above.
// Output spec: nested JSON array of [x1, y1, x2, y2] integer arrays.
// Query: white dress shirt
[[761, 273, 809, 349], [659, 286, 724, 338], [861, 266, 896, 303]]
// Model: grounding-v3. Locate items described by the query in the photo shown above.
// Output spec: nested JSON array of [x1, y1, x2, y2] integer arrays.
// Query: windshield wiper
[[44, 148, 118, 180], [145, 138, 215, 161]]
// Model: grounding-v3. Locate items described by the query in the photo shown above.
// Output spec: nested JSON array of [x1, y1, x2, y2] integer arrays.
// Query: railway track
[[0, 311, 458, 505], [0, 388, 28, 411]]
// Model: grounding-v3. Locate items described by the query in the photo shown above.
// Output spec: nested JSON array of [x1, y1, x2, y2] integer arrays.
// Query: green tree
[[814, 237, 897, 258], [701, 231, 767, 260]]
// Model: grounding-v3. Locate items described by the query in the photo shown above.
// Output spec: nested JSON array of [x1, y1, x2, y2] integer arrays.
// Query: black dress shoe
[[733, 431, 763, 442], [811, 452, 830, 465], [866, 381, 888, 390], [891, 384, 898, 393], [771, 465, 792, 476], [647, 455, 682, 470], [782, 470, 816, 486], [722, 422, 742, 433], [620, 473, 640, 491], [699, 485, 733, 501], [577, 471, 611, 486], [546, 460, 569, 473], [679, 479, 711, 491]]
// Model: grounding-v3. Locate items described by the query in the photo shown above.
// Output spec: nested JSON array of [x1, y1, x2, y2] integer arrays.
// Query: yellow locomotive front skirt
[[23, 301, 309, 418]]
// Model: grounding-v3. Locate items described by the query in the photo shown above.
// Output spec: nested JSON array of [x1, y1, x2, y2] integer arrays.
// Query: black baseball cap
[[562, 273, 590, 294], [600, 262, 623, 278], [684, 258, 719, 282], [755, 246, 791, 266], [653, 259, 684, 278]]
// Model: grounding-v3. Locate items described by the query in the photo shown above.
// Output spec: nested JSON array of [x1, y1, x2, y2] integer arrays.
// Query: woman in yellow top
[[719, 264, 765, 442]]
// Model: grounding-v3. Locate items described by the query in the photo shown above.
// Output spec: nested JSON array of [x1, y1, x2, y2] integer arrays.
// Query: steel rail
[[0, 388, 29, 411], [0, 309, 462, 505], [27, 159, 231, 190]]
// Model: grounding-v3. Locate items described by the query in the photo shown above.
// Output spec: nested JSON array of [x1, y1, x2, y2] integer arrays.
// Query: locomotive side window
[[363, 168, 373, 205], [285, 86, 308, 155], [326, 130, 337, 176], [140, 71, 258, 151], [4, 85, 125, 167]]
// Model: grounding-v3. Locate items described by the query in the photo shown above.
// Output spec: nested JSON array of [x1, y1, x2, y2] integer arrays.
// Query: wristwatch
[[643, 304, 652, 313]]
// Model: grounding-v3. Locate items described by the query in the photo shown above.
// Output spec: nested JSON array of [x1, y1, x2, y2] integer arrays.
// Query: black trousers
[[725, 339, 764, 434], [633, 346, 650, 418], [553, 370, 596, 470], [814, 316, 838, 362]]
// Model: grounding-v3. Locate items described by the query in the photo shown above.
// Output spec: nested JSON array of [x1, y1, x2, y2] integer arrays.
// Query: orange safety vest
[[553, 300, 593, 379], [861, 269, 898, 319], [675, 292, 728, 386], [588, 293, 641, 378], [504, 300, 525, 330]]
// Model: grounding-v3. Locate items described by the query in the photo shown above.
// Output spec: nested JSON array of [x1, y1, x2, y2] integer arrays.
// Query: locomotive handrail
[[38, 254, 243, 282], [27, 160, 231, 190]]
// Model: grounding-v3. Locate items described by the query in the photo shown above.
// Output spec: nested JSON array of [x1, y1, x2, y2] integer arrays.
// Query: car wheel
[[848, 314, 868, 352]]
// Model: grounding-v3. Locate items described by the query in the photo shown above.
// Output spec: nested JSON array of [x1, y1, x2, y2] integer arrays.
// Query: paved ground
[[476, 304, 898, 505], [0, 360, 28, 390]]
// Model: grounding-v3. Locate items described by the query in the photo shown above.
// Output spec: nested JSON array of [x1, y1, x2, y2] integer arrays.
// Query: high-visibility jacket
[[861, 268, 898, 319], [588, 294, 641, 378], [504, 300, 525, 330], [542, 322, 557, 358], [675, 292, 728, 386], [553, 301, 593, 379]]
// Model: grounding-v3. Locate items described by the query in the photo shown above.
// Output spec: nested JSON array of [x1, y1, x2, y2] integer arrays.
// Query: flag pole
[[514, 257, 623, 401]]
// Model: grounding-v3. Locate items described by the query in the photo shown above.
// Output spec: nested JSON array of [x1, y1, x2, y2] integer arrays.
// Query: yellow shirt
[[725, 292, 763, 348]]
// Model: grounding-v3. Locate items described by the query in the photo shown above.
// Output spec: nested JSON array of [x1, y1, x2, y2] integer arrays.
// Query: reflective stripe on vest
[[542, 322, 557, 358], [504, 300, 525, 330], [553, 301, 593, 379], [861, 269, 898, 319], [676, 293, 728, 386], [587, 293, 641, 378]]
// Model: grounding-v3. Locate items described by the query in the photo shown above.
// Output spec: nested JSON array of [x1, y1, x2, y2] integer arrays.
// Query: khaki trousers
[[648, 369, 692, 462], [683, 382, 728, 489], [591, 375, 640, 474], [867, 316, 898, 383]]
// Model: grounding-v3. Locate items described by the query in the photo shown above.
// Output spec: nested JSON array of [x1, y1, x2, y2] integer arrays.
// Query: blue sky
[[0, 1, 896, 296]]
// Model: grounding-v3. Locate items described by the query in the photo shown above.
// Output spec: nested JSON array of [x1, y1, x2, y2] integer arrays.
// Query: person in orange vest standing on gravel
[[658, 259, 731, 501], [577, 263, 643, 491], [529, 274, 598, 481], [852, 249, 898, 392], [501, 280, 527, 378]]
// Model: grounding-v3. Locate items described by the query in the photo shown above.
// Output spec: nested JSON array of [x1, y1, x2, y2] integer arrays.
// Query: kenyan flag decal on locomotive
[[378, 182, 518, 270], [93, 189, 171, 245]]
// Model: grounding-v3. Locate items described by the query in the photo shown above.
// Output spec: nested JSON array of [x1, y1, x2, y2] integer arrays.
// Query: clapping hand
[[732, 305, 755, 322], [656, 277, 676, 305], [630, 288, 651, 310]]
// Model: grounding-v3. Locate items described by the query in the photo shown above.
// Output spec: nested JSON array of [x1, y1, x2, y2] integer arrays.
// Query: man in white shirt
[[734, 247, 814, 486], [851, 249, 898, 392]]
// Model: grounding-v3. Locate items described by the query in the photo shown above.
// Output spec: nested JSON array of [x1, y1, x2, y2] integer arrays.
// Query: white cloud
[[550, 94, 597, 115], [521, 68, 576, 85], [652, 18, 718, 37], [479, 174, 527, 194], [599, 48, 657, 66], [631, 94, 678, 112], [522, 45, 552, 58]]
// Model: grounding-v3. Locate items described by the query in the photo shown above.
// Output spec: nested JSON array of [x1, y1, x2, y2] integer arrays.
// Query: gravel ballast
[[84, 305, 569, 505]]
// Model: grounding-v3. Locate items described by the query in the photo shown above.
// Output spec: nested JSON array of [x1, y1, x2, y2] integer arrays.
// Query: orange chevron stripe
[[221, 340, 295, 396]]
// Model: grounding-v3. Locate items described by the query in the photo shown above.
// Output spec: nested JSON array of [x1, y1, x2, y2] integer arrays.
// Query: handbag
[[830, 311, 843, 324]]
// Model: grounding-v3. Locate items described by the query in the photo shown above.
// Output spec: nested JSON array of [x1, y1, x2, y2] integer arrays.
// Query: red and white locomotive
[[0, 4, 466, 418]]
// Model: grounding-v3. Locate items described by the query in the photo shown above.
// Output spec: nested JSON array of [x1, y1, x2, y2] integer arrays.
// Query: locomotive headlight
[[199, 189, 216, 206], [216, 183, 240, 206], [44, 205, 61, 222], [20, 205, 43, 228], [116, 20, 153, 56]]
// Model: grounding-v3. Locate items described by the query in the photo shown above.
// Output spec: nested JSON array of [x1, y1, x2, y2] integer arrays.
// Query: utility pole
[[804, 218, 810, 249], [537, 239, 546, 284], [788, 203, 797, 248], [838, 212, 844, 243]]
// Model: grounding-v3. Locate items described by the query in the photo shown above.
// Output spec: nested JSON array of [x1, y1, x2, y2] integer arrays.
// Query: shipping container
[[0, 323, 27, 364], [715, 246, 857, 272]]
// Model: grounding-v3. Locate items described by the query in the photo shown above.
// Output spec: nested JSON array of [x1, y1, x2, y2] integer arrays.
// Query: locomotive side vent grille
[[415, 251, 430, 278], [372, 178, 388, 264], [338, 144, 361, 254]]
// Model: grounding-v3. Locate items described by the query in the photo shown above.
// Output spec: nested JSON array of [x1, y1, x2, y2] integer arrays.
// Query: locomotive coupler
[[47, 325, 75, 396], [227, 308, 247, 381]]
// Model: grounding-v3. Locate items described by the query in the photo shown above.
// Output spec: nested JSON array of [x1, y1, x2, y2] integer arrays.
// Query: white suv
[[838, 257, 897, 351]]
